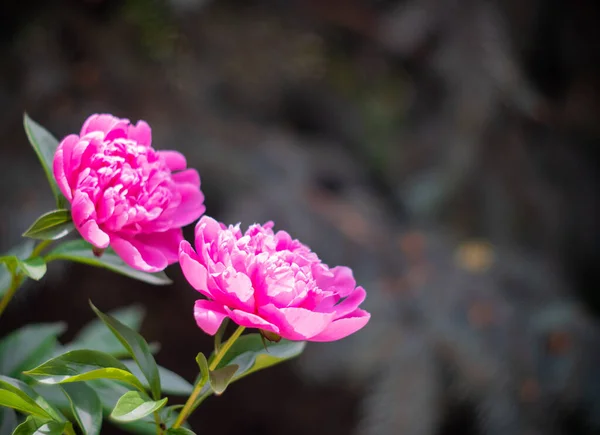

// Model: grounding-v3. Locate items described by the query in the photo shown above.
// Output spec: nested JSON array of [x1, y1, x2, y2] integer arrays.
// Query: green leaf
[[90, 302, 161, 399], [0, 323, 66, 378], [0, 376, 65, 422], [121, 361, 192, 396], [45, 240, 172, 286], [0, 379, 53, 420], [214, 334, 306, 382], [60, 383, 102, 435], [0, 407, 17, 435], [22, 210, 74, 241], [23, 350, 145, 392], [64, 305, 147, 358], [194, 353, 209, 391], [23, 114, 67, 209], [0, 242, 35, 297], [12, 416, 66, 435], [17, 258, 47, 281], [109, 391, 167, 423], [166, 429, 196, 435], [208, 365, 238, 396], [0, 257, 47, 282]]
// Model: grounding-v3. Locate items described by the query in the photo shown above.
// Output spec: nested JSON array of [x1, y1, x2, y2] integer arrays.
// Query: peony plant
[[0, 114, 370, 435]]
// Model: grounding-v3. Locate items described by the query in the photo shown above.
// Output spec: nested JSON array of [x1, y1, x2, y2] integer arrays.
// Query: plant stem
[[64, 423, 77, 435], [0, 239, 53, 319], [154, 411, 163, 435], [171, 325, 245, 429], [0, 273, 24, 318], [209, 325, 245, 371]]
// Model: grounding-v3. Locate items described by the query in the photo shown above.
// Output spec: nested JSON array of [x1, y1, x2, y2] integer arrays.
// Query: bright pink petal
[[53, 151, 71, 201], [179, 241, 214, 299], [309, 309, 370, 342], [194, 300, 228, 335], [316, 266, 356, 297], [165, 183, 205, 228], [214, 267, 255, 311], [136, 229, 182, 264], [224, 307, 280, 334], [330, 286, 367, 319], [259, 305, 335, 340], [71, 191, 96, 227], [79, 220, 110, 249], [110, 235, 168, 272], [127, 120, 152, 146], [172, 169, 200, 187], [159, 151, 187, 171], [80, 114, 128, 136], [194, 216, 222, 250]]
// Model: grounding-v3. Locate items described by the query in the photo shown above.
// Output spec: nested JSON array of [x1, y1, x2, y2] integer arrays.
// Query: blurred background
[[1, 0, 600, 434]]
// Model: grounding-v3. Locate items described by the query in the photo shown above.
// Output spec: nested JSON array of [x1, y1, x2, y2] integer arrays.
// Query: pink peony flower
[[179, 216, 370, 342], [53, 114, 206, 272]]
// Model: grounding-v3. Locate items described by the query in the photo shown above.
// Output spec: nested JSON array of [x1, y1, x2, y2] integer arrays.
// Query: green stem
[[31, 239, 52, 258], [0, 239, 53, 319], [0, 273, 24, 318], [64, 423, 77, 435], [154, 411, 163, 435], [209, 325, 245, 371], [171, 325, 245, 429]]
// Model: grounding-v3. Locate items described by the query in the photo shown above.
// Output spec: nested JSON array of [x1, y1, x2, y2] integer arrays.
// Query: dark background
[[1, 0, 600, 434]]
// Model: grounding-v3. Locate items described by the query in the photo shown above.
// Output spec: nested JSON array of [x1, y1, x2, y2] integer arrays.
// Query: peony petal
[[330, 286, 367, 320], [127, 120, 152, 146], [136, 228, 182, 264], [159, 150, 187, 171], [164, 183, 205, 228], [79, 220, 110, 249], [194, 300, 228, 335], [179, 240, 214, 299], [224, 307, 280, 334], [309, 309, 370, 342], [172, 169, 200, 187], [110, 235, 168, 272], [53, 135, 79, 201], [80, 114, 128, 136], [214, 267, 255, 311], [316, 266, 356, 297], [259, 305, 335, 341], [71, 191, 96, 227], [194, 216, 222, 250]]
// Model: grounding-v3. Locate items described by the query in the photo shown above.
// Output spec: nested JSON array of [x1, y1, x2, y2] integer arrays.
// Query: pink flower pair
[[54, 114, 370, 342]]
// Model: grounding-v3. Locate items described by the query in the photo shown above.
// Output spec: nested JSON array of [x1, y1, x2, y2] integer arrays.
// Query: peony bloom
[[179, 216, 370, 342], [53, 114, 205, 272]]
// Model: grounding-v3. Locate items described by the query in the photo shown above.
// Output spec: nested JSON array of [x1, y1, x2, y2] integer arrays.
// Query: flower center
[[78, 138, 177, 233]]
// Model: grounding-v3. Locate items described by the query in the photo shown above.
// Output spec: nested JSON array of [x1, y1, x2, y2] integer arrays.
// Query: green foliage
[[0, 255, 46, 283], [121, 361, 192, 396], [63, 305, 158, 358], [0, 376, 64, 422], [23, 350, 146, 392], [0, 407, 16, 435], [166, 428, 196, 435], [0, 242, 35, 297], [22, 114, 67, 209], [61, 383, 102, 435], [89, 303, 161, 399], [22, 210, 74, 241], [214, 334, 306, 382], [12, 416, 68, 435], [208, 365, 238, 396], [109, 391, 167, 423], [0, 323, 66, 379], [45, 240, 172, 285]]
